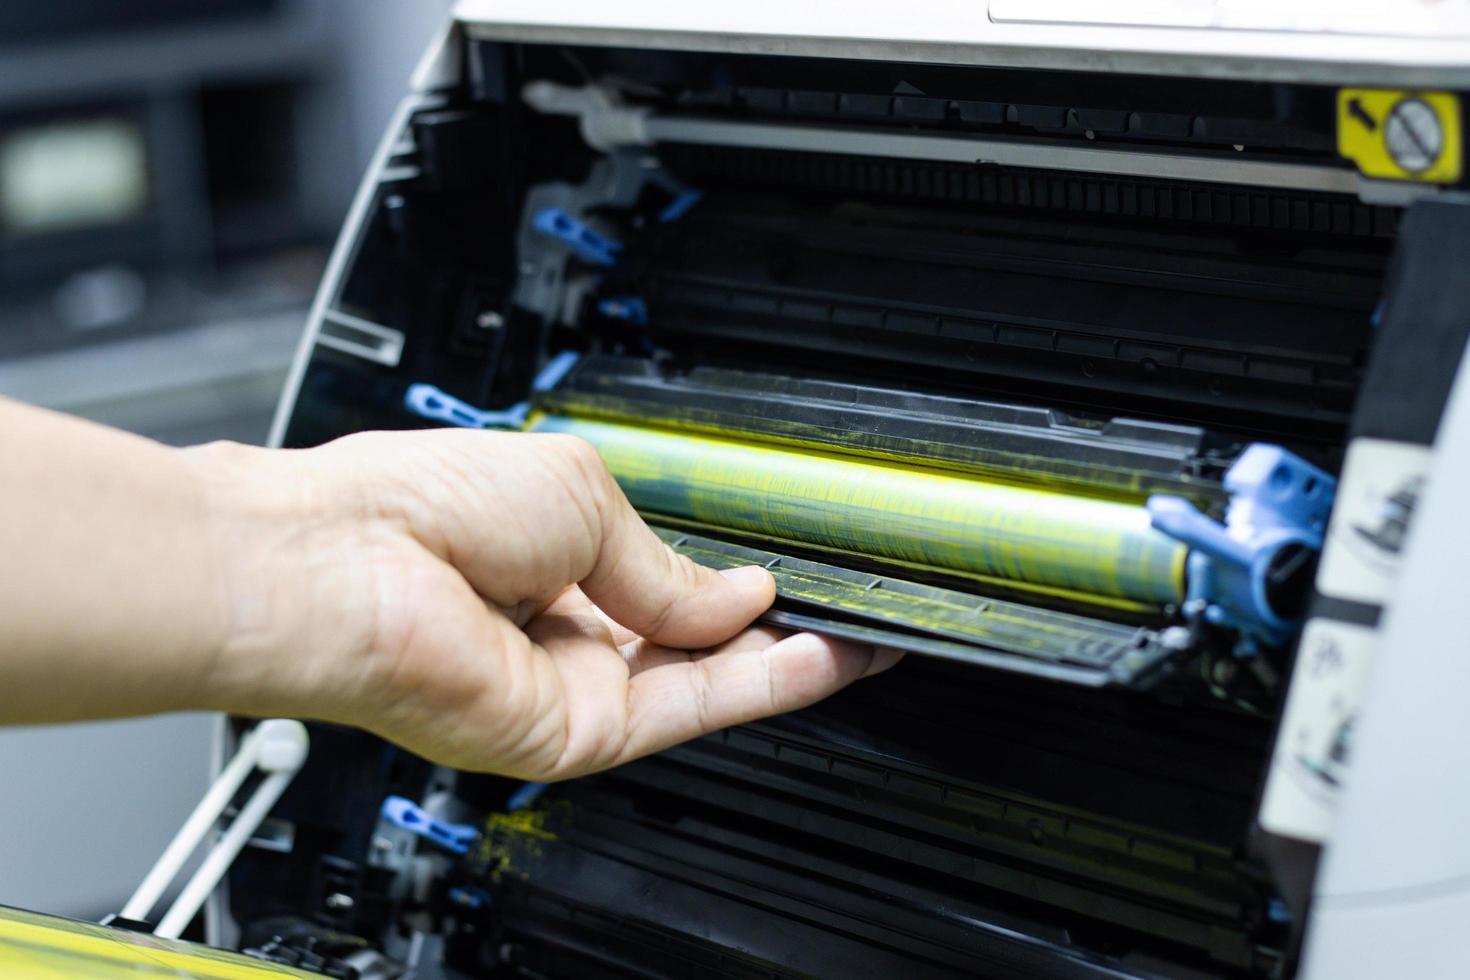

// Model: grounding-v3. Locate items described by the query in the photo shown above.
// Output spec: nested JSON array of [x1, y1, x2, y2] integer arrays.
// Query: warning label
[[1318, 438, 1433, 606], [1337, 88, 1462, 183], [1259, 619, 1378, 844]]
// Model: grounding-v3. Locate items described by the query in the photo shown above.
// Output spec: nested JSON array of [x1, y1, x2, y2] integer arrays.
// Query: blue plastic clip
[[596, 296, 648, 325], [1149, 444, 1336, 650], [529, 350, 582, 393], [403, 352, 581, 430], [448, 886, 491, 910], [507, 782, 547, 812], [380, 796, 478, 855], [404, 384, 528, 429], [532, 207, 622, 266], [658, 188, 704, 223]]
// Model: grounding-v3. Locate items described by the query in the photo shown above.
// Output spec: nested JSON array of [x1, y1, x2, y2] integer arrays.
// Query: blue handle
[[380, 796, 478, 855], [597, 296, 648, 325], [404, 384, 527, 430], [1148, 496, 1252, 567], [1149, 443, 1336, 650], [658, 188, 704, 223], [532, 207, 623, 266], [404, 353, 581, 430], [507, 782, 547, 812]]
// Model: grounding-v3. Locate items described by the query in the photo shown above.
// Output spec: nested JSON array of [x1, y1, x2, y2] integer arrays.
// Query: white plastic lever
[[521, 80, 651, 150], [119, 718, 309, 939]]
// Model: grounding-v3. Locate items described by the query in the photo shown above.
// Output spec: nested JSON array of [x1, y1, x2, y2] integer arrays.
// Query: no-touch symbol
[[1384, 99, 1444, 174]]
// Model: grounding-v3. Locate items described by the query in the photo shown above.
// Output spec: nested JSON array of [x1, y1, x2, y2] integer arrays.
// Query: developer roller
[[406, 355, 1335, 684], [526, 413, 1186, 606]]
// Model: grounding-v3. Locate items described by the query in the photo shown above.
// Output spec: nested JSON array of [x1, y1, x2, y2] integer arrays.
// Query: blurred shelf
[[0, 2, 328, 109], [0, 307, 304, 445]]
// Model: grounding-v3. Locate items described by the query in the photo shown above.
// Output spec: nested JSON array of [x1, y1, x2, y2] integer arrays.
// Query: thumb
[[580, 471, 776, 648]]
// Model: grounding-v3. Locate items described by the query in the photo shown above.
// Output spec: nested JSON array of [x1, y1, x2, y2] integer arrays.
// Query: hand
[[186, 429, 901, 779]]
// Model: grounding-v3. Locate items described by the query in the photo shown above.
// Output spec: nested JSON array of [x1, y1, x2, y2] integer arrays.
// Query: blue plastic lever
[[507, 782, 547, 812], [404, 384, 527, 429], [532, 207, 622, 266], [1149, 497, 1253, 568], [404, 352, 581, 430], [658, 188, 704, 223], [448, 886, 491, 910], [1149, 443, 1336, 649], [380, 796, 478, 855], [528, 350, 582, 393], [596, 296, 648, 325]]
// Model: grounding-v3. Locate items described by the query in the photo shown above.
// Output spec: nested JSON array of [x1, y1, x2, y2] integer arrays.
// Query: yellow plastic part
[[1337, 88, 1462, 183], [0, 905, 320, 979], [529, 414, 1187, 605]]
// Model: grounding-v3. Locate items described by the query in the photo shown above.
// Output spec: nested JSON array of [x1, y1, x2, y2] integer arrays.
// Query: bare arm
[[0, 398, 898, 778]]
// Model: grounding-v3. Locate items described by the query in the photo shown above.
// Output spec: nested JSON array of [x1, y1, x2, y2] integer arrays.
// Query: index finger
[[614, 633, 902, 764]]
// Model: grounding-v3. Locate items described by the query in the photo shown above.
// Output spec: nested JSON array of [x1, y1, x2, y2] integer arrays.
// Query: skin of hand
[[0, 399, 900, 779], [190, 429, 904, 779]]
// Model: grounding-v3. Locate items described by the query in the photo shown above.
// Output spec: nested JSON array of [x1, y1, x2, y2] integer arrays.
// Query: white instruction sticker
[[1259, 619, 1377, 843], [1317, 438, 1432, 605]]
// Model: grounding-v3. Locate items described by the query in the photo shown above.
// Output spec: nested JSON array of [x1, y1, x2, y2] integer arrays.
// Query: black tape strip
[[1355, 200, 1470, 446]]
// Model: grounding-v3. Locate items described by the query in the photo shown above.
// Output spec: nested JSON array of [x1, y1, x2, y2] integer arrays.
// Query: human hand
[[185, 429, 901, 779]]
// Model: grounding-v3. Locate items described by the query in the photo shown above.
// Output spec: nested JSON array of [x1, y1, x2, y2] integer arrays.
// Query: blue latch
[[658, 188, 703, 223], [532, 207, 622, 266], [507, 782, 547, 812], [448, 886, 491, 910], [596, 296, 648, 325], [1149, 444, 1336, 650], [404, 384, 529, 429], [380, 796, 478, 855], [404, 352, 581, 430]]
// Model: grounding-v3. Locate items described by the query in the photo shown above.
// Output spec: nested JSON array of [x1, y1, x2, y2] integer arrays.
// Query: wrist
[[175, 440, 324, 717]]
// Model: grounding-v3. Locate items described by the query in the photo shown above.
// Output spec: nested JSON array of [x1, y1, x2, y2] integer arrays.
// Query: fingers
[[615, 633, 902, 766], [518, 599, 635, 774], [359, 429, 774, 650], [622, 623, 790, 675], [523, 595, 794, 774], [865, 645, 907, 677], [529, 585, 790, 676], [571, 443, 776, 647], [556, 584, 641, 648]]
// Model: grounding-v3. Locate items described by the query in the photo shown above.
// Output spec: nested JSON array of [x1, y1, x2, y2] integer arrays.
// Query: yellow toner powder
[[529, 414, 1186, 605]]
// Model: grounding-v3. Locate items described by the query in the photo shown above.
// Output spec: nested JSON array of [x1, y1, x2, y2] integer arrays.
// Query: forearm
[[0, 399, 891, 777], [0, 398, 229, 722]]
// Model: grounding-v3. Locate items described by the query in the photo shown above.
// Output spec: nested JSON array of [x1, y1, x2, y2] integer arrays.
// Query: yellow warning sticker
[[1337, 89, 1462, 184]]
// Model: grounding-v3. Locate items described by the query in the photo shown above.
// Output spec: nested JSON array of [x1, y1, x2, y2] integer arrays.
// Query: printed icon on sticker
[[1384, 99, 1443, 175], [1337, 89, 1462, 184]]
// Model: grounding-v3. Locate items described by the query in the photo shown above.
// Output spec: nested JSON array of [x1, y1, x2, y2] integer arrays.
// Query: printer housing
[[233, 11, 1470, 979]]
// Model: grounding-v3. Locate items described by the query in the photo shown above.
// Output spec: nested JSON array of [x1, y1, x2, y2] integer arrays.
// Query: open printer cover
[[232, 5, 1470, 978]]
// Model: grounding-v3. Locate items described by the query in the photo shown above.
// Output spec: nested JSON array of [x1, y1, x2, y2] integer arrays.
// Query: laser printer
[[165, 5, 1470, 978]]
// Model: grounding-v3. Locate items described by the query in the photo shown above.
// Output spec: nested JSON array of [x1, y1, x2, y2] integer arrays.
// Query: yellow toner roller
[[529, 414, 1187, 605]]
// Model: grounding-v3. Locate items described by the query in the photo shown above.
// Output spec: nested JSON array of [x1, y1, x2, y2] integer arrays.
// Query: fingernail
[[864, 645, 907, 677], [719, 565, 772, 589]]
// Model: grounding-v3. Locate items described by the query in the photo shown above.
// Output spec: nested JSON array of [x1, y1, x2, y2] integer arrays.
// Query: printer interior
[[252, 38, 1398, 980]]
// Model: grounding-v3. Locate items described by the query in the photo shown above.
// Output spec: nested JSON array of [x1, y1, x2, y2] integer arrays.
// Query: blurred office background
[[0, 0, 453, 918]]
